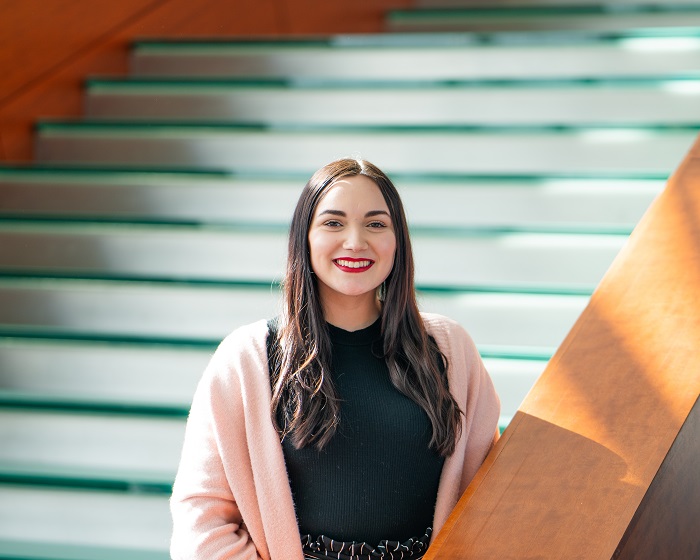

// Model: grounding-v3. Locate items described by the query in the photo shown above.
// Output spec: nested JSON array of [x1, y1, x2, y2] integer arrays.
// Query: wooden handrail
[[426, 135, 700, 559]]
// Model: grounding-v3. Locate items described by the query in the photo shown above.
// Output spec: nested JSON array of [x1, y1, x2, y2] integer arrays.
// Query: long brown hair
[[270, 158, 462, 456]]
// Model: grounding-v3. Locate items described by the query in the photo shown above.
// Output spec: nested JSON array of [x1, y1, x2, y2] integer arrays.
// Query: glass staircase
[[1, 2, 699, 558]]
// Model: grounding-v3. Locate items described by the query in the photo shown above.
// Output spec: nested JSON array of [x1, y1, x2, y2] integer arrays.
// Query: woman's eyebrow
[[317, 209, 346, 217], [365, 210, 390, 218], [316, 209, 390, 218]]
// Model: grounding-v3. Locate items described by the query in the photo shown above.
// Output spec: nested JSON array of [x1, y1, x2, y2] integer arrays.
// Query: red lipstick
[[333, 257, 374, 273]]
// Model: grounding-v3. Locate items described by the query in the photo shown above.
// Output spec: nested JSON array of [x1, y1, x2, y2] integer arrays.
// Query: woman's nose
[[342, 225, 368, 251]]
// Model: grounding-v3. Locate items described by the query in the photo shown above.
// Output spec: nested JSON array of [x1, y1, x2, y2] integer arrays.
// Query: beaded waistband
[[302, 527, 431, 560]]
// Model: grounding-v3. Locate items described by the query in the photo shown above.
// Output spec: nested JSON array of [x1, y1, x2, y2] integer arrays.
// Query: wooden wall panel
[[0, 0, 411, 162], [424, 137, 700, 559], [0, 0, 161, 106], [613, 396, 700, 560]]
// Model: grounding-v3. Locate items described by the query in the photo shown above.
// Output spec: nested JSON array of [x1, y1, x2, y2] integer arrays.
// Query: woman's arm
[[423, 313, 502, 535], [458, 354, 501, 494], [170, 354, 263, 560]]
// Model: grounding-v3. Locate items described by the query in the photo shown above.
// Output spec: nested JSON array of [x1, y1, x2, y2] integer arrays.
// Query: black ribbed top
[[270, 319, 445, 546]]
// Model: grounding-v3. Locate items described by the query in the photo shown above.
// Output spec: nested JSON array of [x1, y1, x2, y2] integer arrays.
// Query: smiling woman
[[170, 158, 501, 560], [307, 173, 397, 329]]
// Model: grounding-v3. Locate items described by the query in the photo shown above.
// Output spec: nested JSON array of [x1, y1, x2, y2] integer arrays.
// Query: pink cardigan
[[170, 312, 500, 560]]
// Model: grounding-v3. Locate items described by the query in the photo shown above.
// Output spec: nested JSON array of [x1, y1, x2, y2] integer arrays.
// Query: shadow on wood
[[426, 136, 700, 559]]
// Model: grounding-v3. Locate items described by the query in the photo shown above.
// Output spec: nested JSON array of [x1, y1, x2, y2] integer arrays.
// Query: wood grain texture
[[425, 136, 700, 559], [0, 0, 411, 161], [0, 0, 159, 106]]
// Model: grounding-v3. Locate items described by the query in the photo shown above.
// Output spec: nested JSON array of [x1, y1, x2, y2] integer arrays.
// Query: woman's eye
[[368, 221, 387, 228], [323, 220, 342, 227]]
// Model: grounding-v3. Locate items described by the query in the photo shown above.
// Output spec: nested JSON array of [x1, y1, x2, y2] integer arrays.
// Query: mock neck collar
[[327, 317, 382, 346]]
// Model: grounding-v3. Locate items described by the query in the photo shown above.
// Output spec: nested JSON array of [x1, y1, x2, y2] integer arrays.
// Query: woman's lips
[[333, 258, 374, 273]]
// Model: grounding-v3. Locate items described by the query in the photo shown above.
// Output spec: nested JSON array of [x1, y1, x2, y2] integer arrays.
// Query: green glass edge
[[478, 345, 554, 361], [0, 334, 211, 352], [0, 331, 219, 351], [0, 164, 672, 182], [0, 329, 555, 362], [133, 37, 333, 48], [131, 25, 700, 50], [34, 120, 700, 133], [0, 471, 172, 495], [0, 216, 635, 236], [0, 332, 554, 362], [387, 4, 700, 21], [0, 217, 291, 234], [0, 270, 596, 296], [0, 329, 556, 361], [0, 393, 189, 418], [85, 75, 700, 90], [0, 399, 186, 421], [0, 539, 170, 560]]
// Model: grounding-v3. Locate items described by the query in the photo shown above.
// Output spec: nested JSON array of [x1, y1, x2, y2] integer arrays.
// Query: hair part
[[270, 158, 463, 456]]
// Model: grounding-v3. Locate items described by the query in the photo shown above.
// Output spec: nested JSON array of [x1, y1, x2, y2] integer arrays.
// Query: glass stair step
[[129, 37, 700, 80], [34, 124, 697, 176], [0, 278, 587, 351], [84, 79, 700, 127], [0, 408, 180, 489], [0, 483, 170, 560], [0, 168, 662, 232], [0, 222, 627, 290], [0, 338, 542, 430]]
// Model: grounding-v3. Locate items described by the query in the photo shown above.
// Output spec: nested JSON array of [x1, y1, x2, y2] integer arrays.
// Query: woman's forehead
[[317, 175, 387, 209]]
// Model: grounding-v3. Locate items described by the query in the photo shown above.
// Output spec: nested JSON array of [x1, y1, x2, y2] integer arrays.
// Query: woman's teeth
[[336, 259, 371, 268]]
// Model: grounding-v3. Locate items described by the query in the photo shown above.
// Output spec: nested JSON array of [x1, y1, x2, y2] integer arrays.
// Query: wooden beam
[[614, 395, 700, 560], [426, 135, 700, 559]]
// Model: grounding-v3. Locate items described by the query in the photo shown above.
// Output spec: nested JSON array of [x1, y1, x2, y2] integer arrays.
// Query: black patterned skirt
[[302, 527, 432, 560]]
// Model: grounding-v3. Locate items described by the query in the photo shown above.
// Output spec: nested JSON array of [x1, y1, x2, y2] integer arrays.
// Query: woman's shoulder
[[419, 312, 468, 339], [419, 312, 479, 361], [204, 319, 272, 381], [218, 318, 270, 349]]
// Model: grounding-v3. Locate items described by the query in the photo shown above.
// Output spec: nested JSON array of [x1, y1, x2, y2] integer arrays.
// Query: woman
[[170, 158, 500, 560]]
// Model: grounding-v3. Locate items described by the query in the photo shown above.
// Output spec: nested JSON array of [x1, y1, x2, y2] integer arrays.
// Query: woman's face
[[308, 174, 396, 312]]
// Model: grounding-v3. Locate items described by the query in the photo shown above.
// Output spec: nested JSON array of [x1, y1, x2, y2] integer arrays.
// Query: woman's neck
[[321, 293, 381, 332]]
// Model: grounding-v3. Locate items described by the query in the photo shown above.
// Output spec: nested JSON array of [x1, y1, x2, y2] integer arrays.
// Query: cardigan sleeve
[[451, 321, 501, 494], [170, 347, 263, 560], [423, 312, 501, 536], [459, 352, 500, 494], [423, 313, 500, 492]]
